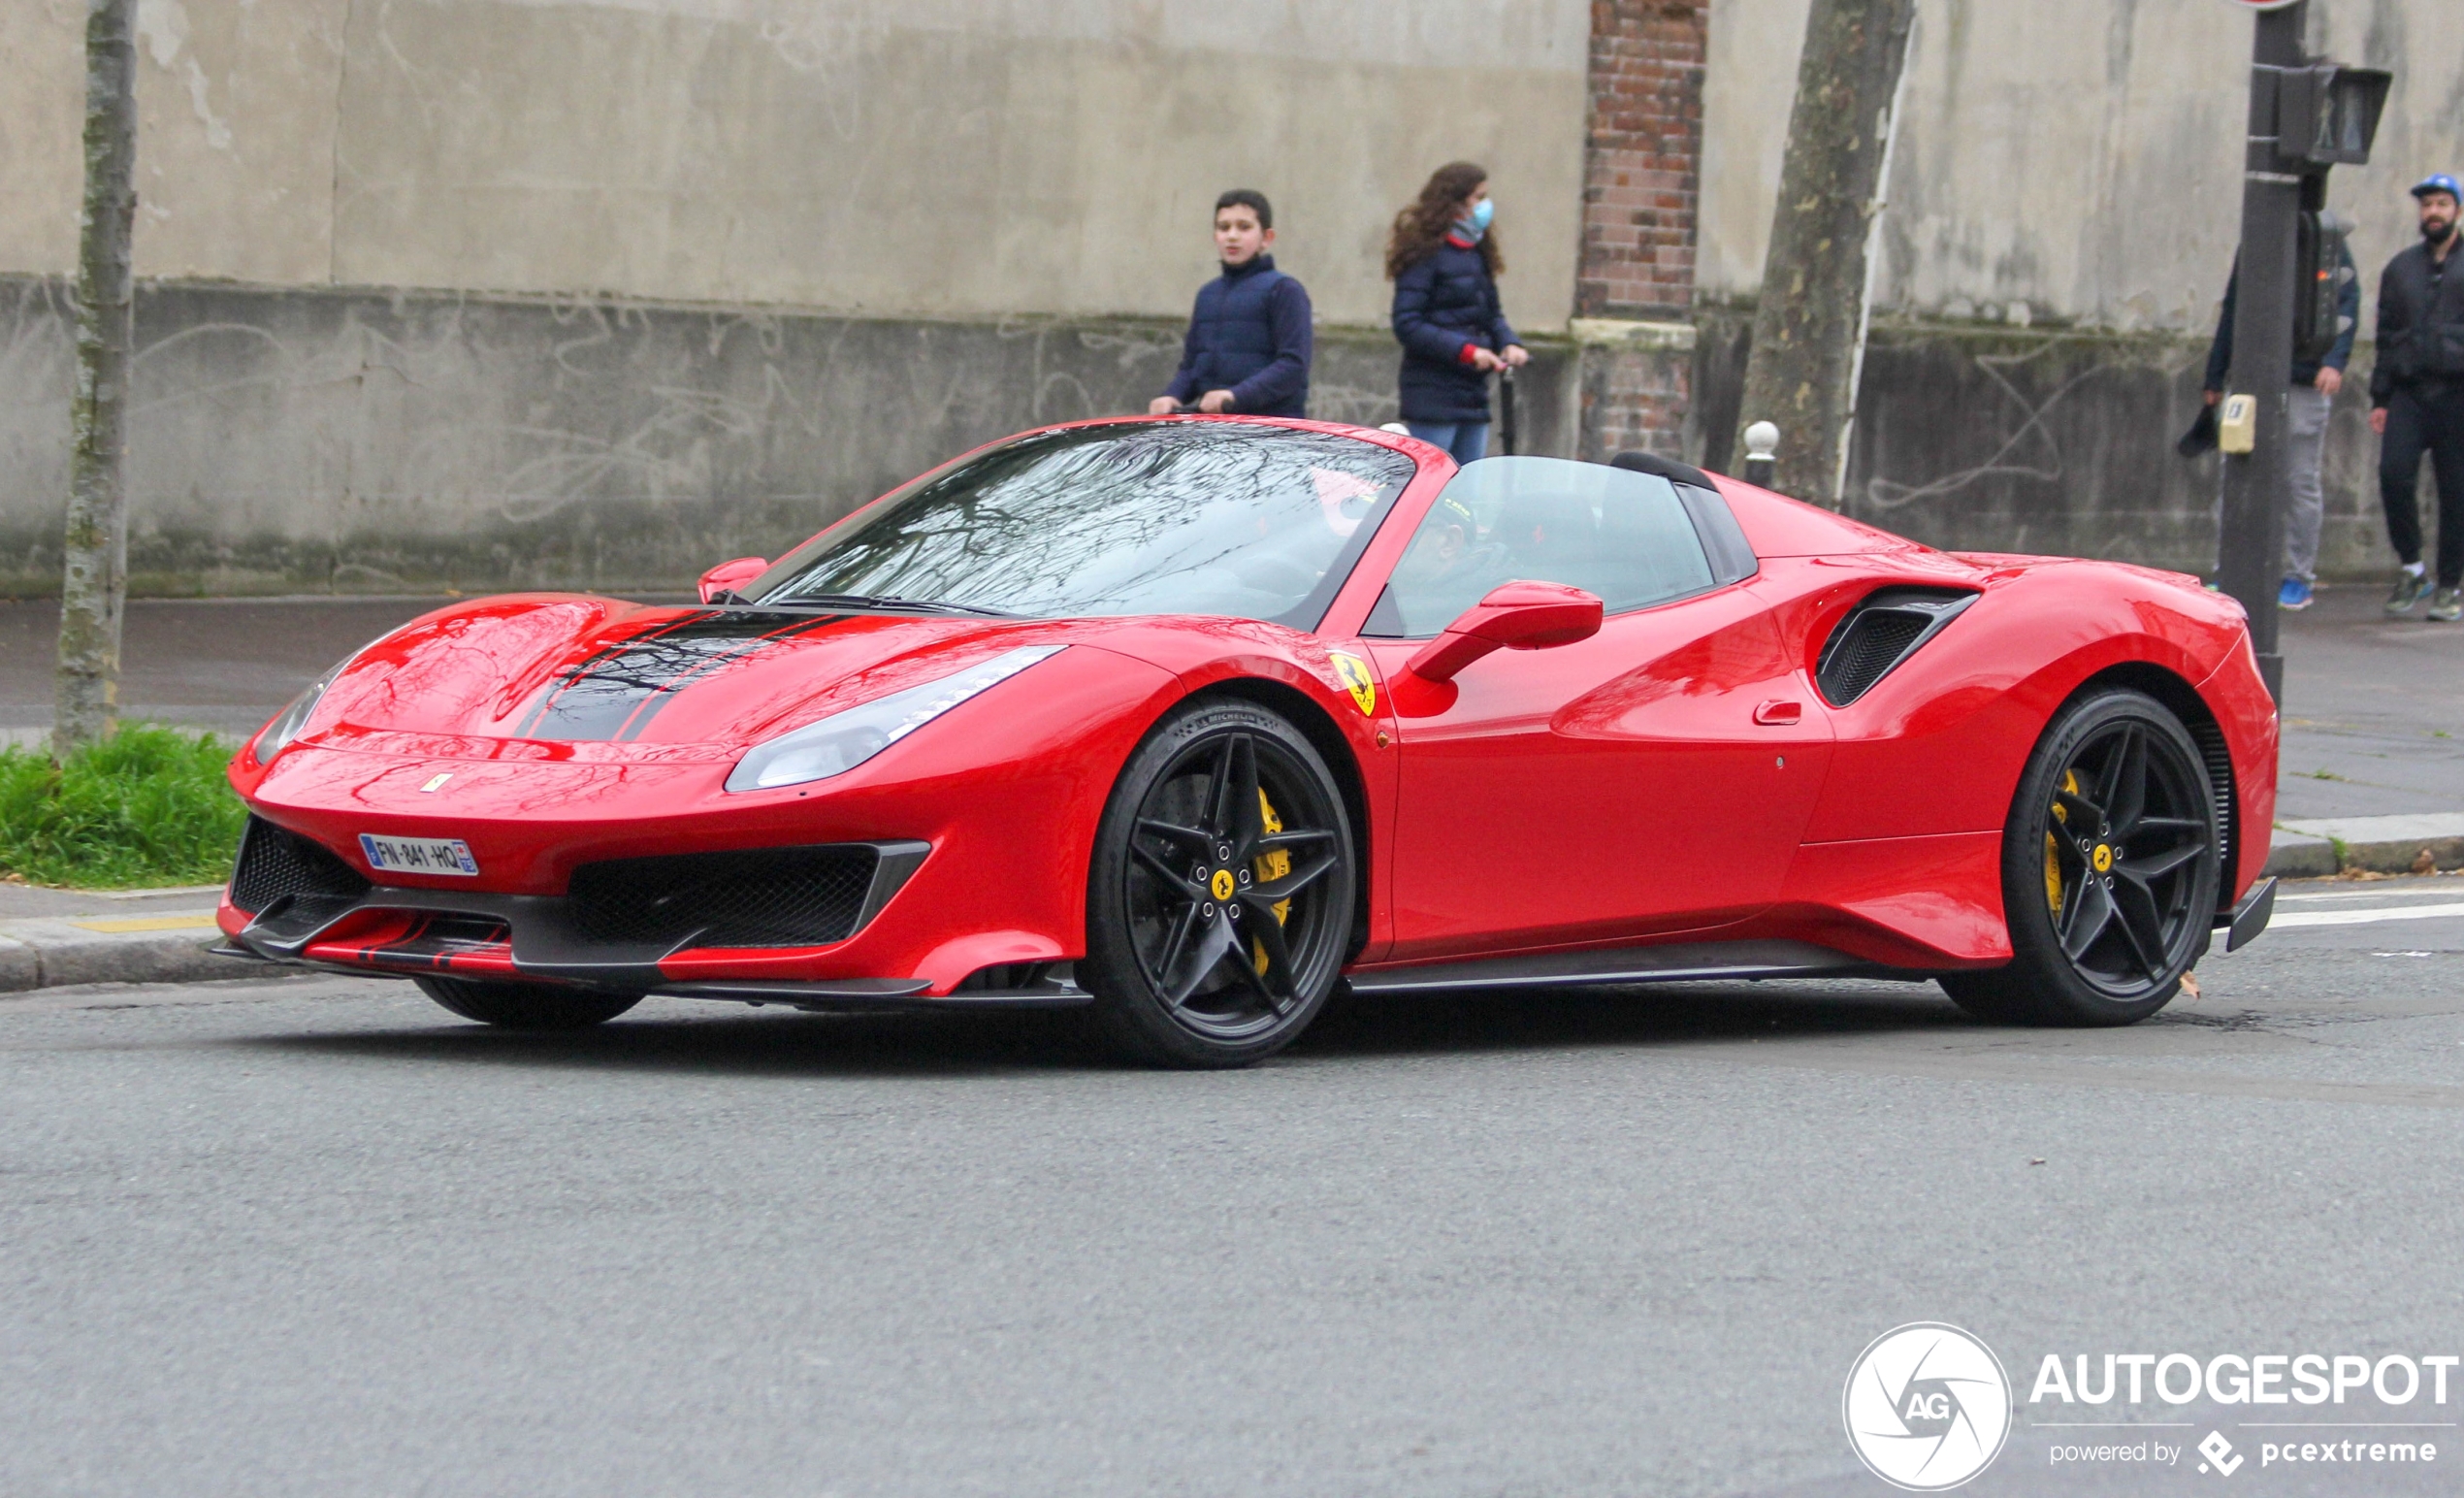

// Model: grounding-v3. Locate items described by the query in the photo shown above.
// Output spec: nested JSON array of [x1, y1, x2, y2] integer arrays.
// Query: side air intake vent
[[567, 844, 881, 950], [2188, 713, 2238, 911], [1815, 588, 1979, 706], [230, 815, 371, 915]]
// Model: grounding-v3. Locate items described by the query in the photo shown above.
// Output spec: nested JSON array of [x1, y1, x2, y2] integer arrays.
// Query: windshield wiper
[[740, 592, 1022, 619]]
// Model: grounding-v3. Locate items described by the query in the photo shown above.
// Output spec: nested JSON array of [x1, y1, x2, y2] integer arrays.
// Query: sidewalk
[[0, 580, 2458, 992], [0, 882, 235, 993], [2265, 580, 2464, 874]]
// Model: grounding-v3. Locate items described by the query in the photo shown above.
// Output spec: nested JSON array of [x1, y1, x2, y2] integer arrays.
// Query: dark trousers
[[2380, 381, 2464, 587]]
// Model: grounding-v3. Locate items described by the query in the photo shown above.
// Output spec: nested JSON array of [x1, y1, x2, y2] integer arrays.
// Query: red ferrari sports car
[[217, 416, 2279, 1065]]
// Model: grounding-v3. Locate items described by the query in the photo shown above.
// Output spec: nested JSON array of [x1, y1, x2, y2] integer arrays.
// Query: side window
[[1364, 457, 1720, 636]]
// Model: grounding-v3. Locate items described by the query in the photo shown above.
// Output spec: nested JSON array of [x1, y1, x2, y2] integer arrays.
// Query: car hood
[[294, 595, 1081, 761]]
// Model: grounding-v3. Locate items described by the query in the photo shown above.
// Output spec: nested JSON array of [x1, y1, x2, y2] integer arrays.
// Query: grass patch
[[0, 724, 245, 890]]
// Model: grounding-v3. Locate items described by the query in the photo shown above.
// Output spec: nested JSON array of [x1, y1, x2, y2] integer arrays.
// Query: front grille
[[567, 844, 879, 950], [230, 816, 371, 915]]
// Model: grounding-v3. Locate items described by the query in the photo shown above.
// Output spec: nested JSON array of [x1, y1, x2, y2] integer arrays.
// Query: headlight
[[252, 662, 345, 762], [726, 645, 1064, 793], [253, 631, 402, 763]]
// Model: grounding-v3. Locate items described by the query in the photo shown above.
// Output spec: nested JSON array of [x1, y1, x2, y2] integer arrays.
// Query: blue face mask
[[1468, 198, 1495, 232]]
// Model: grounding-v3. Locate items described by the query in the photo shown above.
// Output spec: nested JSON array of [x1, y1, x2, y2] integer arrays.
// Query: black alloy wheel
[[413, 975, 642, 1030], [1082, 700, 1357, 1067], [1941, 689, 2221, 1026]]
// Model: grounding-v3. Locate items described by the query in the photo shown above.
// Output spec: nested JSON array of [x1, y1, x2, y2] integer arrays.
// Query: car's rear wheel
[[413, 975, 642, 1030], [1940, 689, 2221, 1026], [1081, 700, 1357, 1068]]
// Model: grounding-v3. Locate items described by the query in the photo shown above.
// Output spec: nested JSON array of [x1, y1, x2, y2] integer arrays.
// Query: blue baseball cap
[[2413, 173, 2461, 201]]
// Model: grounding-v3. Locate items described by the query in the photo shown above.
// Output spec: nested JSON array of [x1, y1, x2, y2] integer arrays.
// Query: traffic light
[[2275, 64, 2391, 167]]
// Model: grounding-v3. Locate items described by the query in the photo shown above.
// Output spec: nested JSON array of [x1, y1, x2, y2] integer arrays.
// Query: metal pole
[[2216, 1, 2305, 704]]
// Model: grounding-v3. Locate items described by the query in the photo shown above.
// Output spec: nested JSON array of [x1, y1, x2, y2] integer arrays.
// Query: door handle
[[1753, 700, 1802, 726]]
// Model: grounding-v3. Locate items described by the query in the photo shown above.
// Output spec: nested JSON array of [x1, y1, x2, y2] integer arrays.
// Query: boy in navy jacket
[[1151, 190, 1313, 419]]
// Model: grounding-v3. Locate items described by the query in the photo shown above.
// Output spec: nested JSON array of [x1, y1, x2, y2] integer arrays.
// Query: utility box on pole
[[2213, 0, 2389, 704]]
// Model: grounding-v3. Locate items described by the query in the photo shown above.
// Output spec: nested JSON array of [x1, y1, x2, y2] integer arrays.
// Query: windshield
[[744, 423, 1416, 630]]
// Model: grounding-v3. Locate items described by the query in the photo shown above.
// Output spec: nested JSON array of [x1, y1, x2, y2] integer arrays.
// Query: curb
[[2264, 815, 2464, 880], [0, 912, 243, 995], [2260, 831, 2339, 880]]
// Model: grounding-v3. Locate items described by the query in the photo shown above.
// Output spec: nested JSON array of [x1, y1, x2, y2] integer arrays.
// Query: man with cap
[[2370, 173, 2464, 620]]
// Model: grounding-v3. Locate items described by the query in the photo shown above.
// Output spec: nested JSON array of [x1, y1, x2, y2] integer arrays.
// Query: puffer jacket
[[1161, 254, 1313, 417], [1391, 237, 1520, 423]]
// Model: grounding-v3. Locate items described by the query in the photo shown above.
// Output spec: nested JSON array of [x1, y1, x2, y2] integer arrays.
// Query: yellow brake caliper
[[2045, 769, 2080, 914], [1253, 788, 1292, 974]]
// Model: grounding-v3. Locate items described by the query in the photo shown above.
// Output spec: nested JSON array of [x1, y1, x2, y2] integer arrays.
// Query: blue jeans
[[1406, 420, 1489, 465]]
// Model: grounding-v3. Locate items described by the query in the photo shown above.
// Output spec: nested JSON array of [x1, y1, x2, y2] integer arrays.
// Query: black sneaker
[[2386, 570, 2432, 615], [2431, 587, 2463, 623]]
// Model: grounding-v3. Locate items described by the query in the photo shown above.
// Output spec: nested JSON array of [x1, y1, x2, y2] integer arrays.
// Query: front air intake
[[1815, 588, 1979, 706], [567, 844, 881, 950], [229, 816, 371, 915]]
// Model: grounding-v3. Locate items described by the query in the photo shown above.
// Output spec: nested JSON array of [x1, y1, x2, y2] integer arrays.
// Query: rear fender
[[1792, 564, 2245, 844]]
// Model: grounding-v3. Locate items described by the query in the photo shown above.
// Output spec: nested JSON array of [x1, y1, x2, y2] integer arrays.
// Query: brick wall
[[1576, 0, 1709, 459], [1574, 334, 1693, 464]]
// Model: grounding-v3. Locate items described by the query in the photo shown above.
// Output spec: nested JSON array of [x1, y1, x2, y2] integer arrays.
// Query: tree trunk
[[1734, 0, 1916, 508], [52, 0, 139, 758]]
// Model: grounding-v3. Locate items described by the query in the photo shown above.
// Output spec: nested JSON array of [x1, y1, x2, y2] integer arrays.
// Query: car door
[[1353, 458, 1834, 962]]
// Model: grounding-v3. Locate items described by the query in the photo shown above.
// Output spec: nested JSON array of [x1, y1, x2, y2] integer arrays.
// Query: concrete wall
[[0, 275, 1576, 598], [1691, 0, 2459, 579], [1, 0, 1598, 596], [6, 0, 2452, 596], [1693, 309, 2397, 578], [1, 1, 1589, 331], [1701, 0, 2464, 332]]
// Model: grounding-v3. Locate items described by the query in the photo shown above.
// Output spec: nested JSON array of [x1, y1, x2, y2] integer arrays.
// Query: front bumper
[[2219, 876, 2275, 952], [216, 821, 1089, 1009]]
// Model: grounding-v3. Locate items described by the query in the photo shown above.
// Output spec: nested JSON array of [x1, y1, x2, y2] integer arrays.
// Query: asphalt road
[[5, 883, 2461, 1497]]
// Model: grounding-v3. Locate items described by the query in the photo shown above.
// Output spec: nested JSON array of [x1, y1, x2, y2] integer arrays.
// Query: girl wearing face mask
[[1386, 161, 1528, 465]]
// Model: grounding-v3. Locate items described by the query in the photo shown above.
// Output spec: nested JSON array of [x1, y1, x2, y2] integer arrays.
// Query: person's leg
[[2283, 385, 2329, 584], [2380, 387, 2434, 613], [1405, 421, 1459, 456], [2380, 388, 2430, 569], [1451, 421, 1490, 465], [2426, 384, 2464, 592]]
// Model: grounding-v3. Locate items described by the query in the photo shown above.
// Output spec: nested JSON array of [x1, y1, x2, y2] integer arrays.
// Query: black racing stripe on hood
[[516, 611, 852, 742]]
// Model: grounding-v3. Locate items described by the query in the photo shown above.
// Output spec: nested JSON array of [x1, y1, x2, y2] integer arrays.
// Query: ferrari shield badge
[[1329, 652, 1377, 716]]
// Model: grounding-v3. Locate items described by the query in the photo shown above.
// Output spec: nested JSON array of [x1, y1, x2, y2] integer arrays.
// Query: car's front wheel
[[1940, 688, 2221, 1026], [1081, 699, 1358, 1068], [413, 975, 642, 1030]]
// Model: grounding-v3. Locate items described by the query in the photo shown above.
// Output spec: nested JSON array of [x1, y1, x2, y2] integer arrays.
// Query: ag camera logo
[[1844, 1323, 2013, 1489]]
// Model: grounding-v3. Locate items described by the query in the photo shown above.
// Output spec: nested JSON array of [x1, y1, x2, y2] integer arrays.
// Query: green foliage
[[0, 724, 244, 889]]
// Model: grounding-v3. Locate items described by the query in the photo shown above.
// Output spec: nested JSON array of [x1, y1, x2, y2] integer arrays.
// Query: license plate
[[358, 833, 479, 877]]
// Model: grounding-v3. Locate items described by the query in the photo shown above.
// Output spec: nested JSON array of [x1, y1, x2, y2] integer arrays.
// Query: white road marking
[[2278, 886, 2464, 903], [2271, 901, 2464, 928]]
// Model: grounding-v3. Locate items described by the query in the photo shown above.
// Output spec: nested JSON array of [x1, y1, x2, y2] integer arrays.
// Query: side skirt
[[1344, 938, 1890, 995]]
